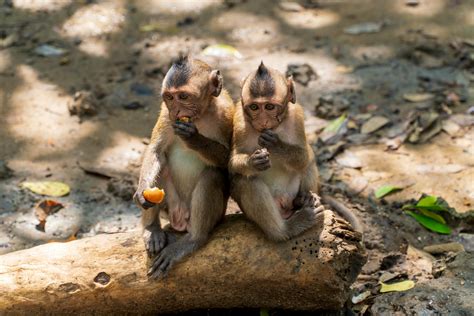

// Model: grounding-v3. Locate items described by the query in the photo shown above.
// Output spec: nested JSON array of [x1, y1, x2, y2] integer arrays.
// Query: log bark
[[0, 211, 366, 314]]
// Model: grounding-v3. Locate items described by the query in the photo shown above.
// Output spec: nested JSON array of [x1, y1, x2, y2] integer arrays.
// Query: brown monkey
[[229, 62, 361, 241], [134, 56, 234, 279]]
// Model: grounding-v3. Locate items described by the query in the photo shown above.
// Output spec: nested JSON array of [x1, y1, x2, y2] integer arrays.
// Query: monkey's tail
[[321, 194, 364, 234]]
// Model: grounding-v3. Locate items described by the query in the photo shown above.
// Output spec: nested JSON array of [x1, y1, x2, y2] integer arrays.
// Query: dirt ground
[[0, 0, 473, 314]]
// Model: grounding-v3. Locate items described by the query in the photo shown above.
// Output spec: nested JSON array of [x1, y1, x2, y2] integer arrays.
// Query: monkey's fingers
[[260, 131, 278, 142], [252, 151, 270, 160], [134, 192, 155, 209], [254, 161, 271, 171]]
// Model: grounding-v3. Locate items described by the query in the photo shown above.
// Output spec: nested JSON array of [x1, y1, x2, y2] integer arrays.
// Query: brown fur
[[229, 64, 320, 241], [135, 58, 234, 278]]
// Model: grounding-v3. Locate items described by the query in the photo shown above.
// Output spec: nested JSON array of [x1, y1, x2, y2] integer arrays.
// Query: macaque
[[229, 62, 361, 241], [134, 56, 234, 279]]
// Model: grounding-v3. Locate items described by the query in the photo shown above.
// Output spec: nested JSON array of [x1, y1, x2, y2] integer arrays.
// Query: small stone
[[286, 63, 318, 86], [0, 160, 13, 179], [123, 101, 144, 110]]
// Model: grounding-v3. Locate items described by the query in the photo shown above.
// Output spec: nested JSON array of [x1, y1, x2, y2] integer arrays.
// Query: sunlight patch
[[61, 2, 125, 38], [13, 0, 72, 11]]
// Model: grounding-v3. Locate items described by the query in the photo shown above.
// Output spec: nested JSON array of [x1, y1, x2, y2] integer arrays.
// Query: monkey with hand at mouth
[[229, 62, 362, 241]]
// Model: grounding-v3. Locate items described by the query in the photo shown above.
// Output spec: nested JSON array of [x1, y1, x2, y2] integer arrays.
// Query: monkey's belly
[[261, 167, 301, 217], [168, 141, 206, 202]]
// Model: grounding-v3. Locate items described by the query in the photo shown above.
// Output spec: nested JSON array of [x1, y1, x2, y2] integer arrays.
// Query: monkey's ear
[[210, 70, 223, 97], [287, 76, 296, 104], [240, 76, 246, 88]]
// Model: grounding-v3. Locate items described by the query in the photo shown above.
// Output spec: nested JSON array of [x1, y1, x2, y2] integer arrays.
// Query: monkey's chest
[[168, 141, 206, 195]]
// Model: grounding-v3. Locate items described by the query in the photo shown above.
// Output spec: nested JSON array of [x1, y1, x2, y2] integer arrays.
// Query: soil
[[0, 0, 473, 314]]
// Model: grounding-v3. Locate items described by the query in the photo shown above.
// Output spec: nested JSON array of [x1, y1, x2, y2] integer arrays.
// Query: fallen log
[[0, 210, 366, 314]]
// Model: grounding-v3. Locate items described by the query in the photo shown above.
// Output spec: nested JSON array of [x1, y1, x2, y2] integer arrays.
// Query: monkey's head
[[241, 62, 296, 132], [161, 56, 223, 122]]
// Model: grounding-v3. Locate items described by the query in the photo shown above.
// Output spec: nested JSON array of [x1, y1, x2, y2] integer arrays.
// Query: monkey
[[134, 56, 234, 279], [229, 62, 362, 242]]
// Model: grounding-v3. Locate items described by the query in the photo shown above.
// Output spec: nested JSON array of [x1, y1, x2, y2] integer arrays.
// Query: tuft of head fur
[[249, 61, 275, 98], [164, 55, 192, 88]]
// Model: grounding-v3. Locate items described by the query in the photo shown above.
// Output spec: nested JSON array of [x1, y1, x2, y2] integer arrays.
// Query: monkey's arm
[[258, 130, 309, 171], [135, 109, 173, 208], [177, 124, 229, 168]]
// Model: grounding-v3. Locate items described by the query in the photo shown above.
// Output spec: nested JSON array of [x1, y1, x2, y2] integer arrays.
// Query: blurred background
[[0, 0, 473, 313]]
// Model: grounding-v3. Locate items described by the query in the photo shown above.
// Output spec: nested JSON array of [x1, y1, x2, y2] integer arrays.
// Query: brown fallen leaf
[[35, 200, 64, 232], [361, 116, 390, 134], [403, 93, 434, 103], [423, 242, 465, 255]]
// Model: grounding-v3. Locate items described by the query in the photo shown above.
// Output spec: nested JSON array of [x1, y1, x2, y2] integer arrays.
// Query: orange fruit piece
[[143, 187, 165, 204], [177, 116, 190, 123]]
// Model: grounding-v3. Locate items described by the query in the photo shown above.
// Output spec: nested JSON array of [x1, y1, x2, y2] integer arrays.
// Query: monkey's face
[[243, 99, 287, 132], [162, 86, 204, 122], [241, 62, 296, 132], [162, 57, 223, 122]]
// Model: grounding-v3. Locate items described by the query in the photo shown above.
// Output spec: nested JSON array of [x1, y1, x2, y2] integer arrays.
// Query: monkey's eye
[[179, 93, 188, 100], [265, 103, 275, 110], [164, 93, 173, 101], [249, 104, 259, 111]]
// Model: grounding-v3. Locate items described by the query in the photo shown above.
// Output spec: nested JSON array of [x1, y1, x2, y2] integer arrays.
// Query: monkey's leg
[[148, 167, 226, 279], [232, 175, 291, 241], [142, 170, 176, 257], [142, 204, 168, 257]]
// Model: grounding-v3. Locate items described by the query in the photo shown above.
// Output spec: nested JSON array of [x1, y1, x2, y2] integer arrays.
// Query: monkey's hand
[[173, 121, 198, 140], [258, 129, 281, 150], [249, 148, 271, 171], [134, 187, 156, 209]]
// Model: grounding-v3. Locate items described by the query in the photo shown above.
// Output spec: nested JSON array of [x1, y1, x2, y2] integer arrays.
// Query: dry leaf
[[380, 280, 415, 293], [351, 290, 371, 304], [361, 116, 390, 134], [403, 93, 434, 103], [21, 181, 70, 197], [35, 200, 64, 232]]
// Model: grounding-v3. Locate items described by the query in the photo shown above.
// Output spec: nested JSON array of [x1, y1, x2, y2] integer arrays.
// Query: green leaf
[[323, 114, 347, 134], [406, 211, 451, 234], [417, 195, 437, 207], [380, 280, 415, 293], [260, 309, 269, 316], [375, 185, 402, 199], [419, 209, 446, 224]]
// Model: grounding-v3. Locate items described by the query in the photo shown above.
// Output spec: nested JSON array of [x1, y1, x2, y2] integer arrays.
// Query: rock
[[123, 101, 144, 110], [286, 63, 318, 86], [68, 91, 98, 118], [0, 161, 13, 179], [130, 82, 154, 96], [0, 212, 366, 314]]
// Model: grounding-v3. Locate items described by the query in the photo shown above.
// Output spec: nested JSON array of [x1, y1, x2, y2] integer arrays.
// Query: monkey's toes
[[144, 230, 167, 257]]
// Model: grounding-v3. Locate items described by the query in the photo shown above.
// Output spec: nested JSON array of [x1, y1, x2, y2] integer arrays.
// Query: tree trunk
[[0, 211, 366, 314]]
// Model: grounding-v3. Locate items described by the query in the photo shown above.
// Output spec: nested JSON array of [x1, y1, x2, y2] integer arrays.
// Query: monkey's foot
[[148, 238, 200, 280], [311, 193, 325, 215], [143, 228, 167, 257]]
